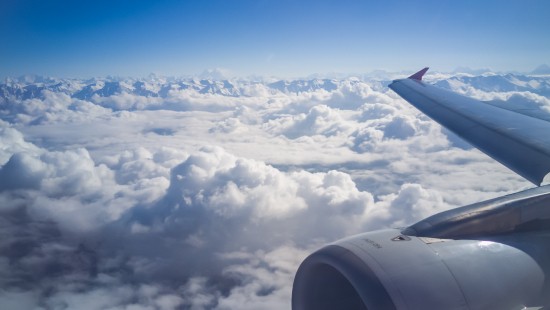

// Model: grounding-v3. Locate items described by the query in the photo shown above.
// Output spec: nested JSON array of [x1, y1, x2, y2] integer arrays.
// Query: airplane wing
[[389, 68, 550, 185]]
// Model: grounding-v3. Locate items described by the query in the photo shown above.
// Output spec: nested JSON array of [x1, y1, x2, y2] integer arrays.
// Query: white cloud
[[263, 105, 352, 139], [0, 121, 42, 164], [0, 73, 543, 308]]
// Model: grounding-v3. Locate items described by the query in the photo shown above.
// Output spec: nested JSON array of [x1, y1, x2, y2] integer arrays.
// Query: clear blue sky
[[1, 0, 549, 78]]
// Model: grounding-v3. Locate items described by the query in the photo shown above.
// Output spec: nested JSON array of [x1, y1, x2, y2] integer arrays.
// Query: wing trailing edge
[[390, 70, 550, 185]]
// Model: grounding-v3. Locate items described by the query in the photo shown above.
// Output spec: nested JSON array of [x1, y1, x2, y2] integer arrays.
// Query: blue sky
[[1, 0, 549, 78]]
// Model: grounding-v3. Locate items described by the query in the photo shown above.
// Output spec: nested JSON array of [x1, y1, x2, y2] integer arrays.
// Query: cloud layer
[[0, 72, 547, 309]]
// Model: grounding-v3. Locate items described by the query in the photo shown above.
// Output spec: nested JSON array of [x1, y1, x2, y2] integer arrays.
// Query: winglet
[[408, 67, 429, 81]]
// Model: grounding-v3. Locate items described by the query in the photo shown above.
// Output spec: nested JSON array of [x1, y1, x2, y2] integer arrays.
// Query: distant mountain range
[[531, 64, 550, 75], [433, 73, 550, 96], [1, 73, 549, 102], [0, 77, 342, 101]]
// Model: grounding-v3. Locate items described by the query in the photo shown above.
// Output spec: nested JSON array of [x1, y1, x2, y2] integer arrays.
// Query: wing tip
[[408, 67, 430, 81]]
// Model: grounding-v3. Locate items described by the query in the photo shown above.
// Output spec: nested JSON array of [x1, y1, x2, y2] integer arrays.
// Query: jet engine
[[293, 186, 550, 310]]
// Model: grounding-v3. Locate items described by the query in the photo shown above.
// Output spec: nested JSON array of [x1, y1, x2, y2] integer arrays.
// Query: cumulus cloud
[[0, 73, 543, 309], [0, 132, 381, 308], [0, 121, 43, 164], [263, 105, 352, 139]]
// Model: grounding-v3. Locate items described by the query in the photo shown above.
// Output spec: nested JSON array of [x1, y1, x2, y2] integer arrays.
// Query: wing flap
[[389, 74, 550, 185]]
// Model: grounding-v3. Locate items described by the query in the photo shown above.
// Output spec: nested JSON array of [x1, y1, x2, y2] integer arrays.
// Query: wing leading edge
[[389, 68, 550, 185]]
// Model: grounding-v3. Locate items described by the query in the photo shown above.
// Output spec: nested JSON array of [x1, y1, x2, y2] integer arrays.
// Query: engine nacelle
[[292, 229, 546, 310]]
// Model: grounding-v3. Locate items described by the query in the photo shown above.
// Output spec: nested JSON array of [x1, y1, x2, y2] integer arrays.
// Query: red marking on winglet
[[408, 67, 429, 81]]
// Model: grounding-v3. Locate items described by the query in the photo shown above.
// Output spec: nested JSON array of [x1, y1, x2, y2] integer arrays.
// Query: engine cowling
[[292, 229, 546, 310]]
